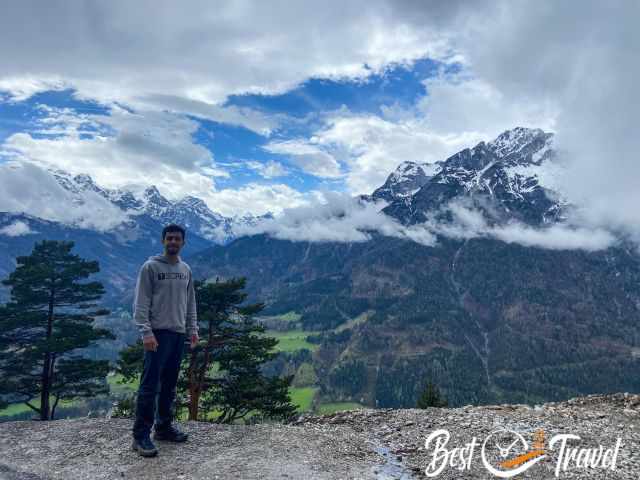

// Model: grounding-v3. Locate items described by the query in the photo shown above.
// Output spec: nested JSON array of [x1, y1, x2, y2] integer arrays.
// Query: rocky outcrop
[[1, 393, 639, 479]]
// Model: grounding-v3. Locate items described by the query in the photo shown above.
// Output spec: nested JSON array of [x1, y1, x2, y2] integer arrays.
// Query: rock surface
[[1, 393, 639, 479]]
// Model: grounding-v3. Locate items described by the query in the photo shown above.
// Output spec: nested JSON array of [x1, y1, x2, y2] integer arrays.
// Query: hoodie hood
[[148, 253, 181, 264]]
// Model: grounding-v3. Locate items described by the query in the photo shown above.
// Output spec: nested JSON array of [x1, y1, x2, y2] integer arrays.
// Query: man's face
[[163, 231, 184, 255]]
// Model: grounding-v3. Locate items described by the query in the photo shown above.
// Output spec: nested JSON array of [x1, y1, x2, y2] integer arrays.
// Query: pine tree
[[416, 380, 448, 408], [182, 276, 297, 423], [0, 240, 114, 420]]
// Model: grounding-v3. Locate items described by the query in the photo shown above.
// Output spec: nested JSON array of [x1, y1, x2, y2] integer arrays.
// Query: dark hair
[[162, 223, 186, 241]]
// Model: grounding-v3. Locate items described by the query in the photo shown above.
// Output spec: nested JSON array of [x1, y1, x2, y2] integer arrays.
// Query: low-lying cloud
[[422, 199, 617, 251], [235, 194, 617, 252], [233, 192, 438, 245], [0, 220, 36, 237]]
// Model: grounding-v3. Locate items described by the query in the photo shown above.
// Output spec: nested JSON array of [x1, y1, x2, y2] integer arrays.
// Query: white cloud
[[313, 113, 479, 194], [203, 182, 312, 217], [129, 94, 282, 136], [0, 220, 36, 237], [0, 160, 128, 231], [263, 140, 343, 178], [234, 191, 437, 245], [234, 191, 616, 251], [1, 106, 228, 203], [421, 199, 616, 252], [0, 1, 457, 109], [417, 71, 558, 135], [0, 76, 68, 102], [245, 160, 289, 179]]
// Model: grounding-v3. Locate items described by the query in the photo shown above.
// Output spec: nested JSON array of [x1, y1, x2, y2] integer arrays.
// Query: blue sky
[[1, 57, 478, 215], [195, 58, 448, 191], [0, 1, 560, 221], [0, 90, 111, 142], [0, 0, 632, 243], [0, 58, 443, 176], [225, 58, 442, 119]]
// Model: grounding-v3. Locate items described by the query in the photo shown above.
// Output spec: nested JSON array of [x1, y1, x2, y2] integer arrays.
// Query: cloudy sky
[[0, 1, 637, 246]]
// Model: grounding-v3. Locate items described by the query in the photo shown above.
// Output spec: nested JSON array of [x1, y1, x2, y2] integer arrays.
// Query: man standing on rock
[[131, 223, 199, 457]]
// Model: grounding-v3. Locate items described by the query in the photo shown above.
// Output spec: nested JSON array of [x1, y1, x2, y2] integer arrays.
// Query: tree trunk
[[187, 351, 200, 420], [41, 287, 56, 420], [51, 394, 61, 420], [40, 351, 51, 420], [189, 387, 200, 421]]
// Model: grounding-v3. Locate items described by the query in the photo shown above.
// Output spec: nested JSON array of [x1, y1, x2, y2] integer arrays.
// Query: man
[[131, 223, 199, 457]]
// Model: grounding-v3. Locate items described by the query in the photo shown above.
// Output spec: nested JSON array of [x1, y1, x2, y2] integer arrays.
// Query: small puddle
[[370, 443, 417, 480]]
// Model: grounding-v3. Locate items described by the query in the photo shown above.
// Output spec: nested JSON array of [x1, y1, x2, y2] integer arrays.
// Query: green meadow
[[0, 397, 78, 417], [263, 329, 319, 353]]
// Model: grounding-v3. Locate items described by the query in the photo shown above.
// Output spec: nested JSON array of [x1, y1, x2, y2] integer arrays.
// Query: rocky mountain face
[[1, 393, 638, 479], [362, 160, 444, 204], [380, 127, 565, 226], [189, 127, 640, 408]]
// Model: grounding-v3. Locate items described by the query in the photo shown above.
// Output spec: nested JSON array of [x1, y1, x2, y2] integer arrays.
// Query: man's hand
[[190, 333, 199, 349], [143, 334, 158, 352]]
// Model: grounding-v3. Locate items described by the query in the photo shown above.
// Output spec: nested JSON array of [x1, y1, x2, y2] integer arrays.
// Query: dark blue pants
[[132, 328, 186, 440]]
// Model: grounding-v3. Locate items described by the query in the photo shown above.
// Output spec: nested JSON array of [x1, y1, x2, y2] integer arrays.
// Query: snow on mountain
[[47, 169, 245, 244], [363, 160, 444, 204], [380, 127, 569, 227], [488, 126, 548, 159], [41, 126, 567, 244]]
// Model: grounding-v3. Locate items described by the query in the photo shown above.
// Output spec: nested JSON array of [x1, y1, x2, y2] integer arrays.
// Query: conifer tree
[[416, 380, 448, 408], [182, 277, 297, 423], [0, 240, 114, 420]]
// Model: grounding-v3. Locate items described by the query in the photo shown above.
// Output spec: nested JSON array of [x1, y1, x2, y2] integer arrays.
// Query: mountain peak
[[368, 160, 443, 203], [379, 126, 563, 227], [177, 195, 207, 209], [487, 127, 549, 159]]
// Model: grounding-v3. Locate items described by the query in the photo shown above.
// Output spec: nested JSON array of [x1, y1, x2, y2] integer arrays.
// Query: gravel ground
[[1, 393, 639, 479]]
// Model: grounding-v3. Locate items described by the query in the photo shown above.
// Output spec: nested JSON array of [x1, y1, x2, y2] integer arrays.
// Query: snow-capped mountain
[[381, 127, 568, 227], [48, 168, 269, 244], [363, 160, 444, 203]]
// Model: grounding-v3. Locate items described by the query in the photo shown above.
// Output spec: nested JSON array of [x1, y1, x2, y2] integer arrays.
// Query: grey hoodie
[[132, 254, 198, 340]]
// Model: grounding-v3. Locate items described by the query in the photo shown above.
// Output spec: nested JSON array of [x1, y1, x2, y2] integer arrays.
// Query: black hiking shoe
[[131, 436, 158, 457], [153, 423, 189, 442]]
